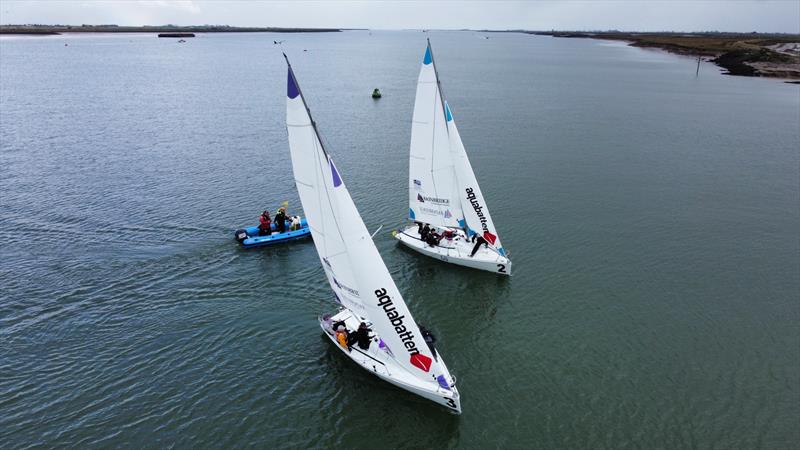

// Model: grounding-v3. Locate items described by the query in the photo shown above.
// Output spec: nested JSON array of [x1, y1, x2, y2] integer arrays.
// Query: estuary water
[[1, 31, 798, 448]]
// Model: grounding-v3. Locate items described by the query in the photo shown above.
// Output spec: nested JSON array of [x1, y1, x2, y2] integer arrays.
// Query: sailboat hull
[[319, 309, 462, 414], [394, 225, 511, 275]]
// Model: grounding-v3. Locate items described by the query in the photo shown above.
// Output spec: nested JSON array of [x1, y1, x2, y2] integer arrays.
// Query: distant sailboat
[[284, 54, 461, 413], [394, 40, 511, 275]]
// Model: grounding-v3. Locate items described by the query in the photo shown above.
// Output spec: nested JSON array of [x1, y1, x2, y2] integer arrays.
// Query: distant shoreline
[[0, 25, 341, 34], [4, 26, 798, 81], [525, 31, 800, 80]]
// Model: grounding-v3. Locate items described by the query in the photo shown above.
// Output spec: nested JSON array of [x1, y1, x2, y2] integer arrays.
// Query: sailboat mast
[[426, 39, 470, 234], [283, 53, 330, 158], [426, 39, 450, 126]]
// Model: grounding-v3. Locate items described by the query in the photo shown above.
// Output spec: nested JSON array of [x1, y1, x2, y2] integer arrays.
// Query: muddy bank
[[529, 31, 800, 80]]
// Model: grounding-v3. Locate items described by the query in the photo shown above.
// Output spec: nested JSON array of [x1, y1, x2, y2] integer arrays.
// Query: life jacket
[[259, 215, 271, 229], [336, 331, 348, 349]]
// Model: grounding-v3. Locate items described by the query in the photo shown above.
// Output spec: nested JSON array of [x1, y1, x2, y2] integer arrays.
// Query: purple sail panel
[[378, 339, 393, 356], [437, 374, 451, 390], [287, 68, 300, 99], [330, 159, 342, 187]]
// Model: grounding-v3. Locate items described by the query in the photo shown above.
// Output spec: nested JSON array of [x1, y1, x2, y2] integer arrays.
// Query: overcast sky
[[1, 1, 798, 33]]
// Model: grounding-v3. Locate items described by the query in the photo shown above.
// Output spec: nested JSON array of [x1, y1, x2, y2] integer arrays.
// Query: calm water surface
[[1, 31, 798, 448]]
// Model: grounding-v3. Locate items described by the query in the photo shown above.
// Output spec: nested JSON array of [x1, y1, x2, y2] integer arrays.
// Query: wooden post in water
[[696, 56, 701, 77]]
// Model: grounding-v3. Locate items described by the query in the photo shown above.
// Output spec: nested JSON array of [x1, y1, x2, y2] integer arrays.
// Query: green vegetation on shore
[[529, 31, 800, 79], [0, 24, 340, 34]]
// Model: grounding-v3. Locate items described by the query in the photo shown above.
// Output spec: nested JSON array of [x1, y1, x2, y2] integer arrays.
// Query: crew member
[[419, 325, 437, 358], [348, 322, 373, 350], [335, 325, 349, 351], [258, 211, 272, 236], [420, 223, 431, 241], [470, 233, 488, 257], [274, 207, 288, 233], [426, 230, 441, 247]]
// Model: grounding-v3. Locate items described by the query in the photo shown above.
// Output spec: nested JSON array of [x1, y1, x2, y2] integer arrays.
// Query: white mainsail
[[285, 57, 448, 383], [408, 44, 463, 229]]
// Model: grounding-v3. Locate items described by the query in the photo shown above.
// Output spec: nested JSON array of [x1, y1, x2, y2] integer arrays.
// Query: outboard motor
[[234, 229, 249, 244]]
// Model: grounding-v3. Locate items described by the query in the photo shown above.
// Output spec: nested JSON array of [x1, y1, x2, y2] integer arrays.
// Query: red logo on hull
[[410, 353, 432, 372], [483, 231, 497, 245]]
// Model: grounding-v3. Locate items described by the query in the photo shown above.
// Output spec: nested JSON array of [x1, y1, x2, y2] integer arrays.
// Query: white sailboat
[[394, 40, 511, 276], [284, 55, 461, 414]]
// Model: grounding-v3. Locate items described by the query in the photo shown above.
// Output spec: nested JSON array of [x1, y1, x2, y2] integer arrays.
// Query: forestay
[[285, 57, 448, 382]]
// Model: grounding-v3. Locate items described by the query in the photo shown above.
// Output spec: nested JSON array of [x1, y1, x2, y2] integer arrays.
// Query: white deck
[[394, 225, 511, 275], [320, 309, 461, 414]]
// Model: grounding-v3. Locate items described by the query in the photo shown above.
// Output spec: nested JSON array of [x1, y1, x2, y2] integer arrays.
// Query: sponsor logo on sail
[[419, 206, 449, 217], [417, 194, 449, 205], [465, 187, 497, 245], [374, 288, 432, 372], [333, 278, 359, 296]]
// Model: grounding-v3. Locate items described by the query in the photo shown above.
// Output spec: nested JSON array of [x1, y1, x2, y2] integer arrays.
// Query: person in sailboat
[[258, 210, 272, 236], [425, 229, 442, 247], [469, 233, 488, 257], [347, 322, 373, 350], [274, 207, 288, 234], [420, 223, 431, 241], [418, 325, 437, 358], [334, 324, 350, 351]]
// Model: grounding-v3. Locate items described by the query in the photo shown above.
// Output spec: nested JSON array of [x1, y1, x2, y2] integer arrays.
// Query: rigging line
[[427, 39, 471, 230], [284, 55, 352, 283], [427, 78, 447, 214], [427, 38, 451, 128], [284, 53, 330, 158]]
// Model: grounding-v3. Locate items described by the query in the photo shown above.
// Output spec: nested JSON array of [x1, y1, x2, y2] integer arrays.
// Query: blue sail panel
[[287, 68, 300, 99]]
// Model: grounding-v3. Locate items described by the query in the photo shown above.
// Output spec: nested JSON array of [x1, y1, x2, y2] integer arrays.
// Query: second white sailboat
[[395, 40, 511, 275]]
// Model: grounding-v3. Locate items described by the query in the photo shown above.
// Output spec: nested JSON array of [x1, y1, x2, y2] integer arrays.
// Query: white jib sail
[[285, 60, 450, 386], [408, 43, 463, 229], [445, 101, 506, 256]]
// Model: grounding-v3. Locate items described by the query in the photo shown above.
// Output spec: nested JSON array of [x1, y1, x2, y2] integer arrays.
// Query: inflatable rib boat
[[234, 218, 311, 248]]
